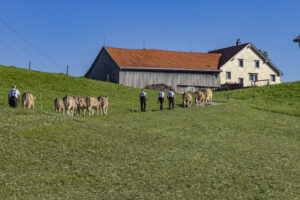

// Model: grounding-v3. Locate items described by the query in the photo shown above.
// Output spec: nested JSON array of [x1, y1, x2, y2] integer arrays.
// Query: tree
[[258, 49, 269, 59]]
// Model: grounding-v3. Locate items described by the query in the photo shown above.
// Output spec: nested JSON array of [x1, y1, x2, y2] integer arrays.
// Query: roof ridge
[[103, 46, 222, 71], [104, 46, 221, 55], [208, 43, 249, 53]]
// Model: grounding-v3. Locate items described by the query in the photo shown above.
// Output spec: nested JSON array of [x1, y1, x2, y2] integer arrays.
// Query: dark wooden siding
[[85, 49, 120, 83]]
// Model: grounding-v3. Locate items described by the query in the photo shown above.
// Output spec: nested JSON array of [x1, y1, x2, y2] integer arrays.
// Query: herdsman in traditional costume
[[158, 90, 165, 110], [8, 85, 20, 108], [140, 89, 147, 112], [168, 89, 175, 110]]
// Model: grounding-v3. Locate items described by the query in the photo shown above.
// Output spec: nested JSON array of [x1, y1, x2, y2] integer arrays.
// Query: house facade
[[209, 42, 283, 87]]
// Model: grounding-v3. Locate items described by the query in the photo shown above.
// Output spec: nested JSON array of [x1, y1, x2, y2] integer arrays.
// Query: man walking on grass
[[140, 89, 147, 112], [168, 89, 175, 110], [158, 90, 165, 110], [8, 85, 20, 108]]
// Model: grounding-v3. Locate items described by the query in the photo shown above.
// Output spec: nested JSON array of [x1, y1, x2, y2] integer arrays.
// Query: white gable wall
[[219, 45, 281, 87]]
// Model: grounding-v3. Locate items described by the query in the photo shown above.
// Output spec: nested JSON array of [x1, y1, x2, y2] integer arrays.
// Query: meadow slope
[[0, 65, 299, 199]]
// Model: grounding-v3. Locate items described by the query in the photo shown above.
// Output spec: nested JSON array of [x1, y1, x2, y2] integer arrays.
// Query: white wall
[[219, 45, 281, 87]]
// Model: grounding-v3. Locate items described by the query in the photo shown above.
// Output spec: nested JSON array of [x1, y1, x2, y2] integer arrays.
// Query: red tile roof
[[208, 43, 249, 67], [104, 47, 222, 71]]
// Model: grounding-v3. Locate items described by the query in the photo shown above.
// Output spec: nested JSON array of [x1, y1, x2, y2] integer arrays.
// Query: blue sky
[[0, 0, 299, 82]]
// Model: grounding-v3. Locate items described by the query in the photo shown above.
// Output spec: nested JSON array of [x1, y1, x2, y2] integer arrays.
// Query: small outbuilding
[[294, 35, 300, 48]]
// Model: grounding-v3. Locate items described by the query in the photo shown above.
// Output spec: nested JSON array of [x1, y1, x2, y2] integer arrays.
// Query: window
[[255, 60, 260, 68], [226, 72, 231, 79], [271, 75, 276, 82], [249, 73, 258, 81], [239, 59, 244, 67], [238, 78, 243, 86]]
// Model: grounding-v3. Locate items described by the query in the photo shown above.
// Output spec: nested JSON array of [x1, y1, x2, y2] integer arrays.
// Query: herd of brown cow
[[22, 93, 109, 116], [55, 95, 109, 116], [182, 88, 213, 108], [20, 88, 212, 114]]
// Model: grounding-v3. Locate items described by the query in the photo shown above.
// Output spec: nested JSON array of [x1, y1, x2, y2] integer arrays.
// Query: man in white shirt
[[8, 85, 20, 108], [158, 90, 165, 110], [167, 89, 175, 110], [140, 89, 147, 112]]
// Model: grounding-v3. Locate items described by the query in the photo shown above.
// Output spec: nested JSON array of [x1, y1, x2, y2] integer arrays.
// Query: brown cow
[[182, 92, 193, 108], [63, 95, 78, 116], [86, 96, 100, 116], [54, 98, 65, 115], [98, 96, 109, 115], [205, 88, 213, 105], [22, 92, 35, 109], [75, 96, 88, 116], [195, 90, 205, 107]]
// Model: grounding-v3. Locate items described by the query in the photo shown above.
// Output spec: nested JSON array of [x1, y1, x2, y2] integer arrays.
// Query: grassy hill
[[0, 65, 299, 199], [214, 81, 300, 116]]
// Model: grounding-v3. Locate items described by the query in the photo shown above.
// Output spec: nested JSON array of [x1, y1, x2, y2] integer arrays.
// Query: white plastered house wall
[[219, 44, 281, 87]]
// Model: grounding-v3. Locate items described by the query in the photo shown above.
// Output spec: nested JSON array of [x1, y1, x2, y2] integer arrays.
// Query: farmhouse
[[85, 40, 283, 91], [209, 40, 283, 87]]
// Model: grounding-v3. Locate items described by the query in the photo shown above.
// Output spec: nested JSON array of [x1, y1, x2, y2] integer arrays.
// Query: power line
[[0, 38, 29, 61], [0, 28, 51, 71], [0, 17, 63, 69]]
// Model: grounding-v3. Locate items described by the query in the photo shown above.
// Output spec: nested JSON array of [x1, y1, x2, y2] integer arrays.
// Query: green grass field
[[0, 65, 299, 199]]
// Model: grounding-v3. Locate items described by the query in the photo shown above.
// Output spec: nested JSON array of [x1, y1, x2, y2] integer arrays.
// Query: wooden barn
[[84, 47, 222, 92]]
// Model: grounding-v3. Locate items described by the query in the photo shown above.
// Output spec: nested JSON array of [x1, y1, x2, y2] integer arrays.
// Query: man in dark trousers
[[158, 90, 165, 110], [140, 89, 147, 112], [8, 85, 20, 108], [167, 89, 175, 110]]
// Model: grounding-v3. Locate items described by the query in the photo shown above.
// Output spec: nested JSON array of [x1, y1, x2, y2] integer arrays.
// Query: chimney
[[236, 39, 241, 46]]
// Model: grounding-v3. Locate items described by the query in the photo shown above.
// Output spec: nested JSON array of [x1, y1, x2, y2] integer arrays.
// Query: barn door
[[104, 64, 111, 82]]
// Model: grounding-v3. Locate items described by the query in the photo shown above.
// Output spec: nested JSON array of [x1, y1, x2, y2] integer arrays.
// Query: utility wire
[[0, 17, 63, 70], [0, 38, 29, 61], [0, 28, 52, 71]]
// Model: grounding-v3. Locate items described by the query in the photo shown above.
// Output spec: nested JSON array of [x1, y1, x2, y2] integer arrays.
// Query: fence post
[[66, 65, 69, 75]]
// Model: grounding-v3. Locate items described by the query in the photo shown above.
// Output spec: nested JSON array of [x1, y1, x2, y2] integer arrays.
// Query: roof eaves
[[249, 43, 283, 76], [84, 47, 105, 77], [103, 47, 121, 70], [119, 67, 221, 72], [214, 43, 250, 68], [208, 43, 249, 53]]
